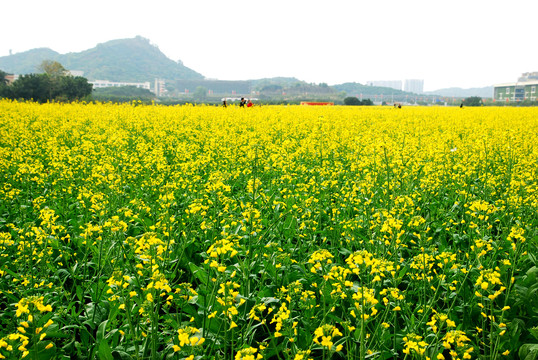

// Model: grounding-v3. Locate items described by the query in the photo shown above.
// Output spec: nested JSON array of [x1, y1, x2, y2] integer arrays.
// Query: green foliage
[[520, 344, 538, 360], [58, 76, 93, 101], [250, 78, 336, 99], [0, 70, 9, 98], [92, 86, 155, 103], [7, 73, 92, 103], [251, 77, 304, 89], [0, 70, 8, 85], [463, 96, 483, 106], [344, 96, 373, 106], [39, 60, 66, 77], [0, 85, 9, 99], [193, 86, 208, 100], [9, 74, 51, 102], [344, 96, 361, 105]]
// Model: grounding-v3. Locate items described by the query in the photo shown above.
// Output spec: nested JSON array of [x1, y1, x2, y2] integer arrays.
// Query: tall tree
[[0, 70, 11, 98], [38, 60, 68, 101], [58, 76, 93, 101], [10, 74, 51, 103], [0, 70, 8, 85], [344, 96, 361, 105], [462, 96, 483, 107], [38, 60, 66, 77], [193, 86, 208, 100]]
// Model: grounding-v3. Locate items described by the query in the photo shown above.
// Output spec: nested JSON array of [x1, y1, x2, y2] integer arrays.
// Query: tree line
[[0, 61, 92, 103], [343, 96, 374, 106]]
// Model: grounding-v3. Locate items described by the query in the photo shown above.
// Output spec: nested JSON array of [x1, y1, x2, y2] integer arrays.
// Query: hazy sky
[[2, 0, 536, 91]]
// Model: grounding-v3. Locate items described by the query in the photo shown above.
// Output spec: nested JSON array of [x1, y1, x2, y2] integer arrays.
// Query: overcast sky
[[2, 0, 536, 91]]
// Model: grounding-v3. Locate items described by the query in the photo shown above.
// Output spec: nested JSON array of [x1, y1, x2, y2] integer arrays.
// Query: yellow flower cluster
[[270, 302, 291, 337], [474, 269, 505, 299], [402, 333, 429, 356], [426, 310, 457, 333], [351, 287, 379, 320], [0, 297, 54, 358], [442, 330, 473, 360], [172, 326, 205, 352], [235, 346, 262, 360], [15, 297, 52, 318], [216, 281, 245, 321], [307, 249, 334, 273], [313, 324, 344, 351]]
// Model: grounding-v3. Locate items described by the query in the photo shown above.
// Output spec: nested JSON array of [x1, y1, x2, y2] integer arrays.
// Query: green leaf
[[365, 351, 382, 359], [338, 247, 352, 257], [36, 352, 55, 360], [83, 301, 110, 329], [76, 285, 84, 302], [261, 297, 280, 305], [189, 262, 208, 286], [519, 343, 538, 360], [97, 320, 108, 342], [525, 266, 538, 285], [530, 326, 538, 341], [528, 252, 537, 266], [98, 338, 114, 360], [111, 350, 133, 360]]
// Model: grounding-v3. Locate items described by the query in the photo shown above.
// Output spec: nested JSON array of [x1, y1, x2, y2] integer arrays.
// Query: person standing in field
[[240, 98, 246, 107], [247, 99, 253, 108]]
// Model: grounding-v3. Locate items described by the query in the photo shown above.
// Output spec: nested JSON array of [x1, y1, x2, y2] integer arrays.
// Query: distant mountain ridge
[[0, 36, 203, 82], [424, 86, 493, 98], [333, 82, 415, 97], [0, 48, 61, 75], [0, 37, 493, 97]]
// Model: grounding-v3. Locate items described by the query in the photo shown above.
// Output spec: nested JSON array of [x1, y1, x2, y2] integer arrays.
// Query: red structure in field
[[300, 102, 334, 106]]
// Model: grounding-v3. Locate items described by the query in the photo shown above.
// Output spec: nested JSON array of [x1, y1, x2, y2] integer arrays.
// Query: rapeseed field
[[0, 100, 537, 360]]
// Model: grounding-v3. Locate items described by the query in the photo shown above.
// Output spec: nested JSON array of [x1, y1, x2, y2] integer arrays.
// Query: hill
[[251, 77, 305, 88], [332, 82, 416, 96], [0, 48, 60, 74], [0, 36, 203, 82], [0, 36, 494, 100], [424, 86, 493, 98]]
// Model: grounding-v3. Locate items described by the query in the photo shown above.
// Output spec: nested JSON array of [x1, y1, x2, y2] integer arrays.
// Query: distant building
[[67, 70, 84, 77], [518, 72, 538, 82], [90, 80, 151, 90], [175, 79, 251, 95], [367, 80, 402, 91], [404, 79, 424, 94], [154, 79, 167, 96], [493, 72, 538, 102], [5, 74, 19, 85]]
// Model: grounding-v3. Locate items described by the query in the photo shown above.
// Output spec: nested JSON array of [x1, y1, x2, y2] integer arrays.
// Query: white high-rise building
[[154, 79, 167, 96], [404, 79, 424, 94]]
